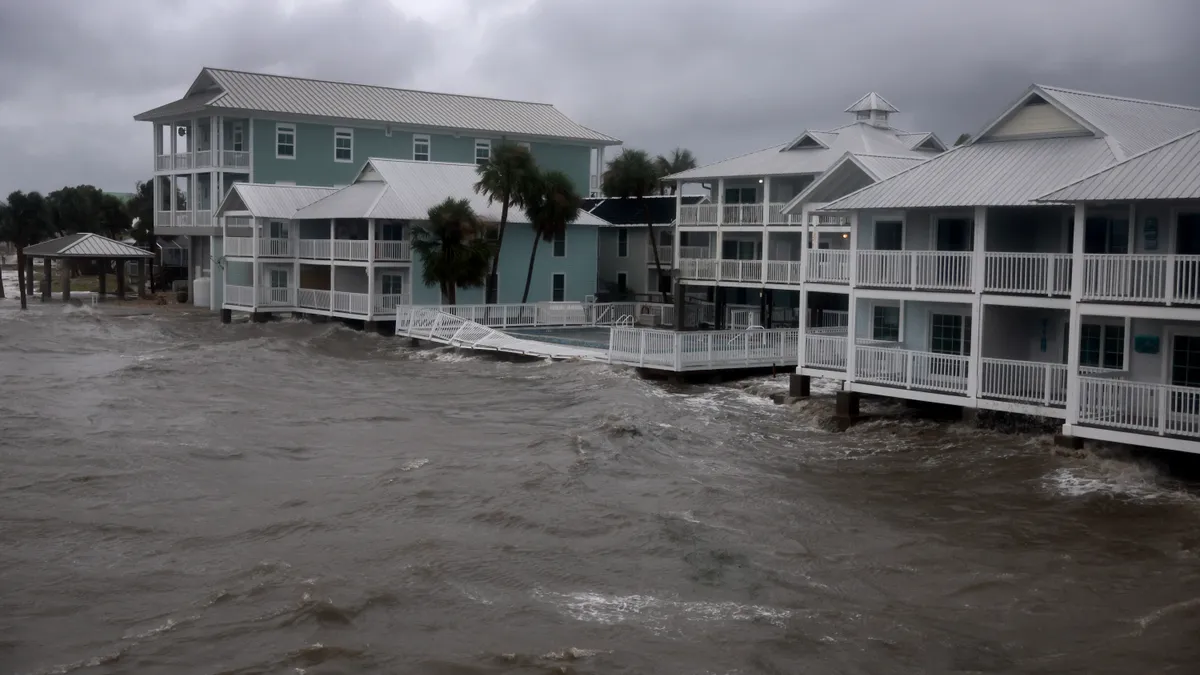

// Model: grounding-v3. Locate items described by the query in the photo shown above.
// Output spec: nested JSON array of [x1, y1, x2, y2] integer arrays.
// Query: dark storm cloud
[[1, 0, 1199, 195]]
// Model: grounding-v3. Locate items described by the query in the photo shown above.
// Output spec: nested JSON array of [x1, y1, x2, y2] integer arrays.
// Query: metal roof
[[781, 152, 931, 212], [845, 92, 899, 113], [215, 184, 338, 219], [24, 233, 153, 258], [294, 158, 611, 226], [135, 68, 620, 145], [1039, 128, 1200, 202], [824, 137, 1117, 209], [666, 122, 940, 181], [1038, 85, 1200, 157]]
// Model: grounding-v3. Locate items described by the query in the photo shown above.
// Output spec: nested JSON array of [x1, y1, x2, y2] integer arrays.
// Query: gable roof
[[824, 84, 1200, 210], [781, 152, 931, 212], [582, 195, 706, 226], [292, 158, 610, 225], [666, 121, 942, 181], [845, 92, 899, 113], [135, 68, 620, 145], [24, 233, 153, 258], [215, 184, 339, 219], [1038, 128, 1200, 202]]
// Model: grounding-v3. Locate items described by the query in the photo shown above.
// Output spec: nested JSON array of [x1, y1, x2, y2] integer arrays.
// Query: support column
[[137, 259, 148, 298], [98, 260, 108, 301], [116, 260, 126, 300], [1064, 203, 1087, 432], [968, 206, 988, 398], [60, 263, 71, 302], [329, 219, 336, 313], [41, 258, 51, 301], [846, 211, 859, 379], [367, 218, 376, 320], [24, 255, 34, 296], [789, 373, 811, 398], [209, 236, 219, 312], [834, 391, 861, 431], [673, 182, 683, 270]]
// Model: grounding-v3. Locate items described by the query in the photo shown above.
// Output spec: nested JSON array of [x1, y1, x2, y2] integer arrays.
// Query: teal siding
[[529, 142, 591, 196], [409, 222, 598, 305]]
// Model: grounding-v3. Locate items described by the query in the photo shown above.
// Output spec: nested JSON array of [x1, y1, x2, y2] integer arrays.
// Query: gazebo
[[21, 233, 154, 302]]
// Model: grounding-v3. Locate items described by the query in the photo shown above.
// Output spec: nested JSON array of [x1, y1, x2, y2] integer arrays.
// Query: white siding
[[987, 100, 1087, 139]]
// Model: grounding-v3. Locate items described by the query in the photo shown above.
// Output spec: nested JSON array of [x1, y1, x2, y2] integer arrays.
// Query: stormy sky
[[1, 0, 1198, 196]]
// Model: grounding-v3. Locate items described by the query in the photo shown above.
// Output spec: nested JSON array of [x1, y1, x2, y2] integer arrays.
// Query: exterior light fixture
[[842, 233, 849, 238]]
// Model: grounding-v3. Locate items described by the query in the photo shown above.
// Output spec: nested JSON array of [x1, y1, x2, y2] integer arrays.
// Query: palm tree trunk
[[16, 248, 27, 310], [487, 198, 510, 304], [446, 281, 456, 306], [644, 201, 668, 304], [0, 259, 6, 299], [521, 236, 541, 304]]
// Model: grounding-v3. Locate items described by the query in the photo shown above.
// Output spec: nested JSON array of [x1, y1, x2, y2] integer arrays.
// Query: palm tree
[[654, 148, 698, 195], [603, 149, 670, 303], [411, 198, 493, 305], [1, 190, 50, 310], [474, 142, 537, 304], [521, 169, 581, 303]]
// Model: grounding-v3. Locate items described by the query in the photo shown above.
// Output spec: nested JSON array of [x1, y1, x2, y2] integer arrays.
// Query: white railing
[[427, 303, 585, 329], [375, 240, 411, 261], [297, 288, 332, 310], [679, 258, 719, 281], [221, 150, 251, 169], [225, 284, 255, 307], [856, 345, 970, 394], [767, 202, 800, 225], [980, 358, 1068, 407], [332, 291, 370, 315], [810, 213, 850, 227], [1082, 254, 1200, 305], [176, 212, 193, 227], [984, 253, 1072, 296], [172, 153, 192, 170], [194, 150, 213, 169], [808, 309, 848, 334], [649, 244, 672, 264], [720, 259, 762, 282], [225, 216, 253, 228], [373, 293, 411, 313], [722, 204, 763, 226], [258, 238, 292, 257], [1175, 256, 1200, 304], [333, 239, 370, 261], [156, 211, 171, 227], [195, 210, 213, 227], [678, 203, 718, 226], [806, 249, 849, 284], [260, 286, 294, 306], [804, 334, 847, 371], [729, 309, 757, 330], [609, 327, 799, 370], [298, 239, 331, 260], [856, 250, 971, 291], [1079, 378, 1200, 438], [225, 237, 255, 257], [155, 155, 172, 171], [765, 260, 804, 284], [678, 246, 711, 259]]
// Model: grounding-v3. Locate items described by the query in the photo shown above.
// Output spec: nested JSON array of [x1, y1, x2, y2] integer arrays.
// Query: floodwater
[[3, 294, 1200, 674]]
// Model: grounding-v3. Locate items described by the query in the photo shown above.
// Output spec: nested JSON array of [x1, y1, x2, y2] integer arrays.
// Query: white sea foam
[[535, 589, 791, 633], [399, 458, 429, 471], [1046, 461, 1195, 502]]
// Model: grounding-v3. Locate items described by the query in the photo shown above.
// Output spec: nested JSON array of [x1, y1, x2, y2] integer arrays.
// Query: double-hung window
[[276, 123, 296, 159], [1080, 323, 1125, 370], [475, 139, 491, 166], [872, 305, 900, 342], [413, 134, 430, 161], [930, 313, 971, 356], [381, 273, 405, 297], [553, 230, 566, 257], [617, 228, 628, 257], [232, 122, 244, 152], [334, 128, 353, 163], [551, 273, 566, 302]]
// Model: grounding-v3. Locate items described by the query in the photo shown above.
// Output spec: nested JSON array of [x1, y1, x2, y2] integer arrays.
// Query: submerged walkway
[[396, 307, 609, 361]]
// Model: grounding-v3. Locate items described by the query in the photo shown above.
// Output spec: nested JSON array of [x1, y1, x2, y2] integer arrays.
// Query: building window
[[1080, 323, 1124, 370], [475, 139, 491, 166], [381, 273, 405, 296], [617, 228, 628, 257], [413, 134, 430, 161], [723, 187, 757, 204], [875, 220, 903, 250], [268, 268, 288, 288], [616, 271, 628, 292], [276, 123, 296, 159], [553, 230, 566, 257], [930, 313, 971, 356], [334, 128, 353, 163], [379, 221, 405, 241], [232, 122, 244, 152], [551, 273, 565, 302], [872, 305, 900, 342]]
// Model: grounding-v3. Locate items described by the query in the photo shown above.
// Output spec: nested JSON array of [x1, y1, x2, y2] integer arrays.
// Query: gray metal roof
[[135, 68, 620, 145], [825, 136, 1117, 209], [24, 233, 153, 258], [1039, 128, 1200, 202], [845, 92, 899, 113], [1039, 85, 1200, 157], [294, 158, 611, 226], [667, 121, 941, 181], [215, 184, 338, 219], [781, 152, 931, 212]]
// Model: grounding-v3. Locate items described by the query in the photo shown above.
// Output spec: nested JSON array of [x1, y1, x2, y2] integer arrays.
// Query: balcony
[[1079, 377, 1200, 438], [856, 344, 970, 395], [333, 240, 370, 262], [225, 237, 254, 257], [804, 334, 848, 371], [224, 237, 289, 257], [1082, 254, 1200, 305], [856, 250, 972, 291], [806, 249, 850, 284], [154, 150, 251, 172], [154, 210, 215, 228], [298, 239, 332, 260], [984, 253, 1072, 296], [295, 289, 401, 316], [677, 202, 801, 227], [765, 260, 804, 284], [374, 240, 411, 261], [980, 358, 1068, 407], [720, 259, 763, 282]]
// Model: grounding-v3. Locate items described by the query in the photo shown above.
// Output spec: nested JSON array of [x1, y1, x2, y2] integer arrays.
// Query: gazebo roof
[[24, 233, 153, 259]]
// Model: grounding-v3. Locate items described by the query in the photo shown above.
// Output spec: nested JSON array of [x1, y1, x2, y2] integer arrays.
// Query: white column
[[1064, 202, 1087, 430], [761, 177, 771, 284], [248, 117, 255, 182], [972, 206, 987, 293], [251, 217, 259, 309], [367, 219, 376, 319], [329, 219, 336, 312], [799, 203, 810, 282], [674, 183, 682, 269], [716, 179, 725, 227], [209, 235, 218, 311], [797, 283, 808, 368], [969, 297, 984, 398], [846, 211, 859, 380], [169, 124, 178, 225]]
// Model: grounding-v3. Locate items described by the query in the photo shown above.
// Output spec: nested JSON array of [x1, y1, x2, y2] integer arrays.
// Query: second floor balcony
[[155, 149, 251, 173]]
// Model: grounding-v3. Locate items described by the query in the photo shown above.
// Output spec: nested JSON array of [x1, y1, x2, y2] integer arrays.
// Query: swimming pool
[[504, 327, 612, 349]]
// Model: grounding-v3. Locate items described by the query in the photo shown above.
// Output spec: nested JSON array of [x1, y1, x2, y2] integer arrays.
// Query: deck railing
[[298, 239, 331, 259], [980, 358, 1068, 406], [856, 345, 970, 394], [195, 210, 214, 227], [678, 245, 711, 259], [609, 327, 799, 370], [804, 334, 847, 371], [172, 153, 192, 170], [258, 238, 291, 257], [678, 203, 718, 226], [375, 240, 411, 261], [1082, 254, 1200, 304], [1079, 377, 1200, 438], [225, 237, 255, 257], [225, 284, 255, 307], [984, 253, 1072, 296], [765, 260, 804, 284], [373, 293, 411, 313], [767, 203, 800, 225], [722, 204, 763, 226], [225, 216, 253, 228], [719, 259, 762, 282], [194, 150, 213, 169], [297, 288, 332, 310], [154, 155, 172, 171], [332, 291, 370, 315], [679, 258, 719, 281], [806, 249, 849, 283], [856, 250, 972, 291], [333, 239, 370, 261], [260, 286, 294, 306], [221, 150, 251, 169], [155, 210, 171, 227]]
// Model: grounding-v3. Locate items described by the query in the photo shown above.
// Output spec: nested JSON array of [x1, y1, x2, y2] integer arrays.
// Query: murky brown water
[[3, 296, 1200, 674]]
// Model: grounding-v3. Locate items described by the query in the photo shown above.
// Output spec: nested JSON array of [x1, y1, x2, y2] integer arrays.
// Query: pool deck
[[396, 308, 608, 362]]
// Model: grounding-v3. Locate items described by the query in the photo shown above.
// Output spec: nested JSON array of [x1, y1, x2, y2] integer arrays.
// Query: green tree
[[603, 149, 670, 302], [474, 142, 537, 303], [1, 190, 51, 310], [654, 147, 698, 195], [520, 169, 581, 303], [127, 179, 155, 246], [411, 198, 494, 305]]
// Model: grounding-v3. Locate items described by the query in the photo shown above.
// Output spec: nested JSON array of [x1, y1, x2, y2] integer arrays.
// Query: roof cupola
[[845, 92, 898, 128]]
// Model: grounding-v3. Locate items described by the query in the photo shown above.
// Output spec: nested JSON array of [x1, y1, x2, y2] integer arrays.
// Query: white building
[[585, 195, 709, 300], [798, 84, 1200, 454]]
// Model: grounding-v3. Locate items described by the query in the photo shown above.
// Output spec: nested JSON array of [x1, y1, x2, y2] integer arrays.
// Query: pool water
[[504, 327, 612, 349]]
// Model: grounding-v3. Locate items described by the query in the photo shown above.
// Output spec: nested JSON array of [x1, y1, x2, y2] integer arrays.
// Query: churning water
[[3, 296, 1200, 674]]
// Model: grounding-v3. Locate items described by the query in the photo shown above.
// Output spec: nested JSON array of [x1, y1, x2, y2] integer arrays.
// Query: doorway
[[936, 218, 972, 252]]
